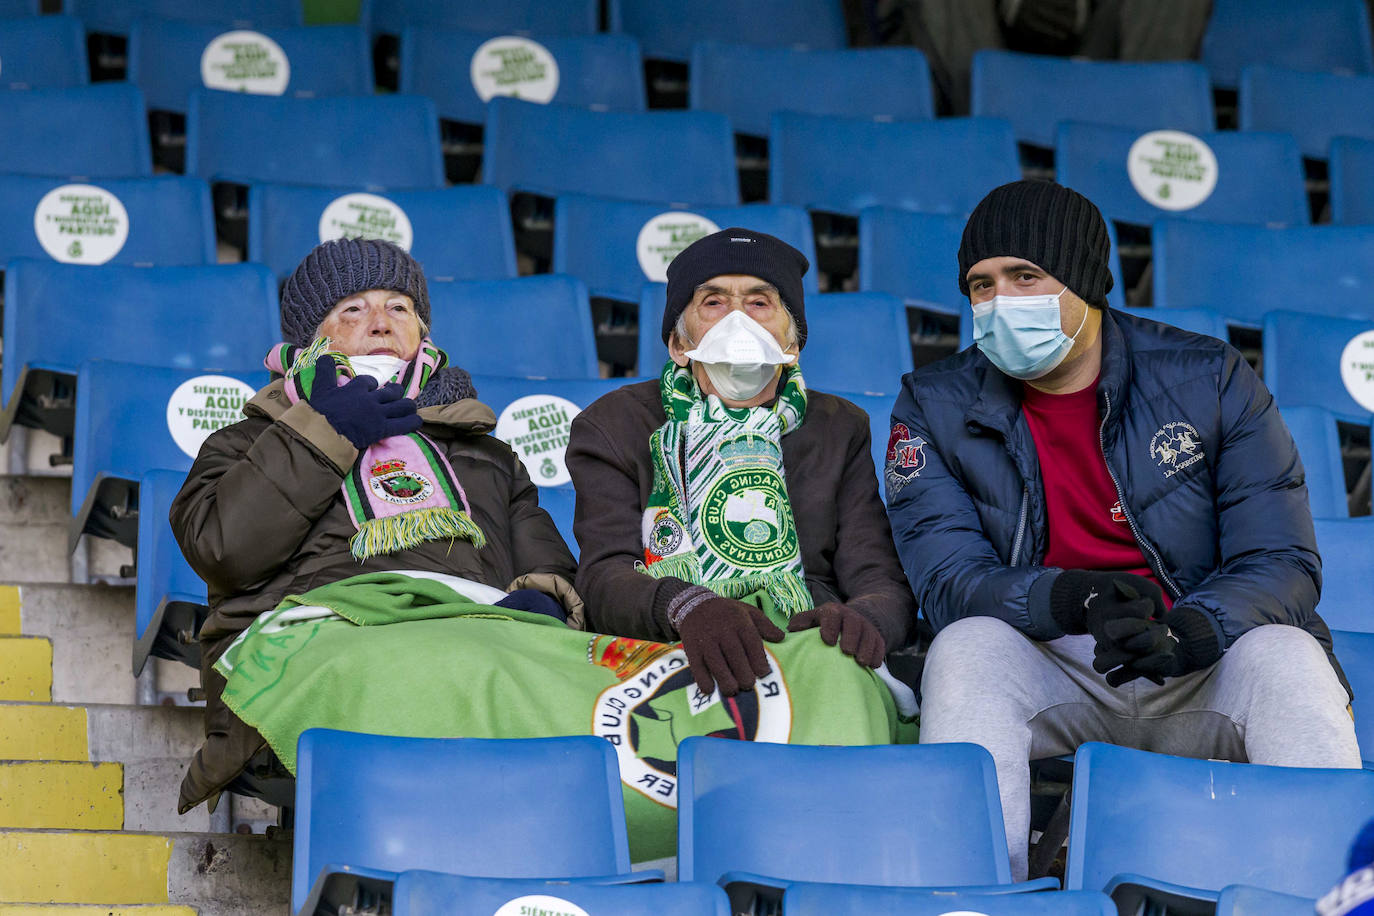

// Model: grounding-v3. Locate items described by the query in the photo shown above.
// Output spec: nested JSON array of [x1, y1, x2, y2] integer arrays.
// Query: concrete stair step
[[0, 703, 202, 764], [12, 584, 137, 706], [0, 637, 52, 702], [0, 477, 68, 527], [0, 706, 87, 762], [0, 762, 123, 830], [0, 477, 133, 586], [0, 907, 197, 915]]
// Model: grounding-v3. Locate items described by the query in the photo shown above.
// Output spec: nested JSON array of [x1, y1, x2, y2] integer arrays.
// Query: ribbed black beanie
[[662, 227, 810, 347], [280, 238, 430, 346], [957, 180, 1114, 307]]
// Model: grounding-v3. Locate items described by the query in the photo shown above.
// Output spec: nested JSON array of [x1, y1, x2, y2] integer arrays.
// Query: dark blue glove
[[495, 589, 567, 623], [309, 355, 422, 449]]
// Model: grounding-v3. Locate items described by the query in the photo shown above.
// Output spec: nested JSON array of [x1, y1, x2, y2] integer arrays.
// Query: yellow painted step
[[0, 907, 195, 915], [0, 706, 87, 762], [0, 587, 19, 636], [0, 763, 123, 830], [0, 639, 51, 703], [0, 832, 172, 904]]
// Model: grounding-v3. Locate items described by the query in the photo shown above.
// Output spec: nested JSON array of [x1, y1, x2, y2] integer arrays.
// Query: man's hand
[[309, 355, 422, 449], [677, 597, 785, 698], [787, 602, 886, 667], [1050, 570, 1174, 686], [1099, 605, 1214, 687]]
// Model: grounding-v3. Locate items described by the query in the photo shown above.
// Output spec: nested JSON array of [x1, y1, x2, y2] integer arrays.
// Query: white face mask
[[684, 310, 796, 401], [348, 354, 408, 385]]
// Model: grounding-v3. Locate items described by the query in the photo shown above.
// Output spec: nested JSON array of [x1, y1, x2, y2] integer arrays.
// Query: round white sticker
[[1127, 130, 1219, 211], [166, 375, 257, 459], [492, 896, 589, 916], [470, 36, 560, 104], [318, 192, 415, 251], [33, 184, 130, 265], [636, 212, 721, 283], [1340, 330, 1374, 413], [494, 395, 581, 487], [200, 30, 290, 95]]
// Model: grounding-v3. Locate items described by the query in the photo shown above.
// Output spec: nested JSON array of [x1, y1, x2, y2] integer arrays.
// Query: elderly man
[[885, 180, 1361, 879], [567, 228, 915, 698]]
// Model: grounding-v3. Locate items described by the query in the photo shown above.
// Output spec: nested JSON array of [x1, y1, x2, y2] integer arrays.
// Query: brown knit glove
[[676, 596, 785, 697], [787, 602, 886, 667]]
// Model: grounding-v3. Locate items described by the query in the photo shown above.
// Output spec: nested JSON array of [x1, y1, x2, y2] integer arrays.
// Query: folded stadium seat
[[834, 392, 899, 497], [610, 0, 845, 64], [799, 293, 912, 397], [1055, 124, 1309, 228], [0, 14, 87, 89], [1152, 222, 1374, 325], [248, 182, 517, 283], [535, 484, 578, 560], [677, 739, 1058, 912], [635, 284, 669, 376], [483, 98, 740, 205], [1111, 306, 1230, 342], [0, 174, 216, 267], [0, 0, 39, 15], [372, 0, 600, 37], [0, 260, 278, 443], [427, 275, 599, 378], [1239, 67, 1374, 162], [0, 83, 152, 178], [1277, 407, 1351, 519], [783, 886, 1115, 915], [293, 730, 660, 916], [67, 0, 304, 35], [1331, 630, 1374, 767], [135, 468, 211, 676], [393, 873, 730, 916], [1310, 518, 1374, 632], [1262, 310, 1374, 423], [1330, 137, 1374, 224], [1202, 0, 1374, 91], [1215, 885, 1319, 916], [1066, 742, 1374, 909]]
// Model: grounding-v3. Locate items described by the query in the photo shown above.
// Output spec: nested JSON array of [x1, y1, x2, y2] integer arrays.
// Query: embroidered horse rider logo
[[884, 423, 927, 495], [367, 457, 435, 505], [1149, 421, 1204, 479]]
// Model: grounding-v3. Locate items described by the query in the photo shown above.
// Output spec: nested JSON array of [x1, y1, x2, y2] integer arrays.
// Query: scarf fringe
[[349, 506, 487, 561], [641, 554, 811, 621]]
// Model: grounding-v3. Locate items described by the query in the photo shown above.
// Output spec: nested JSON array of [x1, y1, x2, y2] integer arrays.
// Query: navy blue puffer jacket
[[884, 309, 1343, 684]]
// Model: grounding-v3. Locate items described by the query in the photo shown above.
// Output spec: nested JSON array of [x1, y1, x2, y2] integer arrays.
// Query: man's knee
[[1225, 624, 1330, 677], [922, 616, 1035, 702]]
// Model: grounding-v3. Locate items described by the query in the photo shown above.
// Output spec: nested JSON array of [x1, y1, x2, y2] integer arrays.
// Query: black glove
[[1100, 605, 1219, 687], [677, 597, 786, 698], [787, 602, 886, 668], [1050, 570, 1169, 685], [494, 589, 566, 623], [309, 355, 422, 449]]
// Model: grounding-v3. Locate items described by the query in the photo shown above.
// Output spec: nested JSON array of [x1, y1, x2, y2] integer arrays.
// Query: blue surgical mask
[[971, 288, 1087, 381]]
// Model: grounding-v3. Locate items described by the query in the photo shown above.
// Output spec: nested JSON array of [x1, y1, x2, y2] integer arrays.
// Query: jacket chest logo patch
[[884, 423, 927, 495], [1149, 421, 1204, 478], [368, 457, 435, 505]]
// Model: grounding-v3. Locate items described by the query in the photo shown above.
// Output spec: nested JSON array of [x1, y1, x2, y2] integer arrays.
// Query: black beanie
[[957, 180, 1114, 308], [662, 227, 810, 347], [280, 237, 430, 347]]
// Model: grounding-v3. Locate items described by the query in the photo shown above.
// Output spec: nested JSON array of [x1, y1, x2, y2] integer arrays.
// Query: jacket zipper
[[1010, 486, 1030, 566], [1098, 391, 1182, 599]]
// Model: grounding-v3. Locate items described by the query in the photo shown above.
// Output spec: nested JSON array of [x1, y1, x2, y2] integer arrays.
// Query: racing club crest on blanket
[[884, 423, 926, 495]]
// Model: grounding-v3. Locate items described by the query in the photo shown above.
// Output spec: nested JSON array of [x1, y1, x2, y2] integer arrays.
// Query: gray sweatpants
[[919, 617, 1362, 881]]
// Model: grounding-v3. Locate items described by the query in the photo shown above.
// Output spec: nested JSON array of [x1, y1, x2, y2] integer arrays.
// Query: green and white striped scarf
[[638, 361, 812, 623]]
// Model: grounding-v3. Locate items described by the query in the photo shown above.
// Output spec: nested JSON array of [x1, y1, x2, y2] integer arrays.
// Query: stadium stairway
[[0, 471, 291, 914]]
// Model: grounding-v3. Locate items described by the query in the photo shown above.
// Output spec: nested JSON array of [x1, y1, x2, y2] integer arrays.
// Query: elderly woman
[[172, 238, 578, 813]]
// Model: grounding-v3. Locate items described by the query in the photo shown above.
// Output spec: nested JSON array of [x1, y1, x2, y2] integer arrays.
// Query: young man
[[885, 180, 1360, 880]]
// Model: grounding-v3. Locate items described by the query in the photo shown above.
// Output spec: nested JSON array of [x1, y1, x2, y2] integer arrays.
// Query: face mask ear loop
[[1063, 288, 1089, 344]]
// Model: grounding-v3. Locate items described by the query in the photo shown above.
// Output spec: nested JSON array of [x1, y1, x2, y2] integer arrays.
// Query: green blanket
[[216, 572, 916, 861]]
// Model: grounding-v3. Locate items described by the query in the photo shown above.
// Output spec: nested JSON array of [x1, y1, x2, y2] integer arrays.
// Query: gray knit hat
[[280, 238, 430, 346]]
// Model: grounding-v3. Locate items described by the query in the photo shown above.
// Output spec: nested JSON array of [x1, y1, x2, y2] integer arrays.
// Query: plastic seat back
[[1312, 518, 1374, 632], [0, 83, 152, 178], [69, 0, 304, 34], [292, 730, 633, 913], [1215, 884, 1318, 916], [769, 113, 1021, 216], [400, 28, 645, 124], [612, 0, 846, 63], [1203, 0, 1374, 89], [186, 90, 444, 188], [134, 468, 210, 676], [1331, 630, 1374, 766], [484, 98, 739, 205], [0, 0, 39, 14], [394, 872, 730, 916], [689, 43, 932, 137], [1113, 307, 1229, 342], [1240, 67, 1374, 160], [1278, 407, 1350, 520], [1330, 137, 1374, 225], [802, 293, 911, 396], [372, 0, 600, 36], [842, 392, 900, 498], [1262, 310, 1374, 423], [0, 14, 87, 89], [247, 182, 516, 283], [784, 885, 1116, 915], [1066, 742, 1374, 897], [971, 51, 1213, 150], [636, 283, 669, 376], [677, 738, 1013, 887]]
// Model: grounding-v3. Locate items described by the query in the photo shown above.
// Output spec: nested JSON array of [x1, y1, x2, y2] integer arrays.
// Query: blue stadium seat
[[293, 730, 655, 915], [1240, 67, 1374, 161], [428, 275, 599, 378], [247, 183, 516, 283], [677, 738, 1056, 904], [784, 886, 1115, 915], [186, 90, 445, 188], [537, 485, 578, 559], [484, 98, 739, 205], [372, 0, 600, 36], [1331, 629, 1374, 767], [128, 21, 371, 113], [689, 43, 933, 137], [0, 261, 279, 441], [1215, 885, 1319, 916], [393, 873, 729, 916], [842, 392, 900, 496], [134, 468, 209, 675], [0, 15, 87, 89], [0, 0, 38, 15], [1279, 407, 1350, 519], [400, 28, 645, 125], [1152, 222, 1374, 324], [69, 0, 303, 34], [971, 51, 1213, 151], [1330, 136, 1374, 225], [770, 114, 1021, 216], [1065, 742, 1374, 906], [1113, 307, 1230, 342], [0, 83, 152, 178], [1312, 518, 1374, 632], [610, 0, 847, 63], [636, 283, 670, 375], [1055, 124, 1308, 227], [552, 195, 818, 304], [802, 293, 911, 396], [1202, 0, 1374, 90], [1262, 310, 1374, 422], [0, 175, 216, 266]]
